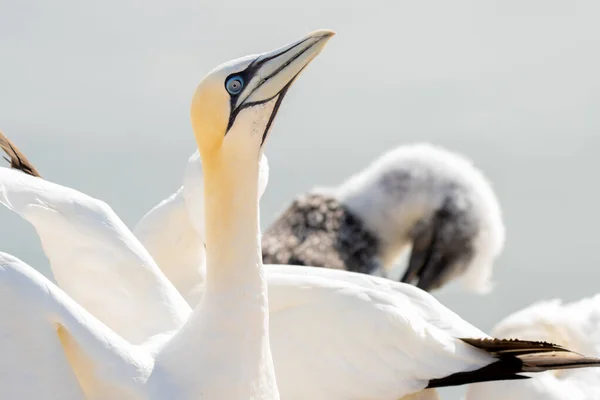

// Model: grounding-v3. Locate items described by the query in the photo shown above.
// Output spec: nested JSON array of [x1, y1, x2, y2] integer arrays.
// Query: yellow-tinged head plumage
[[190, 29, 334, 162]]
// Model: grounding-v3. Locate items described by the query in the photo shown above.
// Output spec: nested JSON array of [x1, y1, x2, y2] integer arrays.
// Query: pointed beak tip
[[319, 29, 336, 36], [311, 29, 336, 40], [306, 29, 336, 55]]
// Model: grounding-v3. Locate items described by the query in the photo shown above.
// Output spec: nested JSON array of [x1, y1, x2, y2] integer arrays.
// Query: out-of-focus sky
[[2, 1, 600, 398]]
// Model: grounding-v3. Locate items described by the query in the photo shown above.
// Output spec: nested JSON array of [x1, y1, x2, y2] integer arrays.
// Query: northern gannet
[[2, 32, 600, 400], [136, 144, 504, 304], [0, 29, 334, 400], [465, 294, 600, 399], [262, 143, 504, 293]]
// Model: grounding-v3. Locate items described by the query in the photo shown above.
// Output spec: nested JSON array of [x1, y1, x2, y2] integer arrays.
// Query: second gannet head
[[336, 143, 505, 293]]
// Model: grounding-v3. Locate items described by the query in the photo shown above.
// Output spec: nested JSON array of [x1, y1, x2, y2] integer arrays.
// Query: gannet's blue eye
[[225, 76, 244, 95]]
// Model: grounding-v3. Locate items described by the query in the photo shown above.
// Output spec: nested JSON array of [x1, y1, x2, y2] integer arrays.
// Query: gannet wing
[[0, 167, 191, 344]]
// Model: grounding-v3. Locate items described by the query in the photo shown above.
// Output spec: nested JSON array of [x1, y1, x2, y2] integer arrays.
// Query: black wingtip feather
[[427, 360, 531, 389], [426, 337, 600, 389]]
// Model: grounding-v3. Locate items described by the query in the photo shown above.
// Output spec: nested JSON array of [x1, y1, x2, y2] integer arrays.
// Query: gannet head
[[190, 29, 335, 163], [337, 143, 505, 294]]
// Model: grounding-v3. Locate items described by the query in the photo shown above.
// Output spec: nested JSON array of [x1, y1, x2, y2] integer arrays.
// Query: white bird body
[[466, 295, 600, 400]]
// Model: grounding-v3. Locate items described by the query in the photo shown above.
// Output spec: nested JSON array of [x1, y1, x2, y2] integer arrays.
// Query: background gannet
[[263, 143, 505, 293], [465, 294, 600, 399]]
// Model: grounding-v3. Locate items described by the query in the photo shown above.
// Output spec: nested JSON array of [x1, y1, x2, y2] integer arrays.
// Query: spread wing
[[0, 167, 191, 344]]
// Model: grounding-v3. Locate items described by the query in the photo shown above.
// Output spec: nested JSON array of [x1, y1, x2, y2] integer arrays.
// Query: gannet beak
[[229, 29, 335, 122], [400, 246, 449, 292], [400, 221, 468, 292]]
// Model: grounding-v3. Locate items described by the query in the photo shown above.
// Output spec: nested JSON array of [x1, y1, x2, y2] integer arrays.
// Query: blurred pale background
[[1, 0, 600, 398]]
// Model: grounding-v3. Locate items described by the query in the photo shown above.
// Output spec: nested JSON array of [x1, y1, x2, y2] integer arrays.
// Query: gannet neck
[[202, 150, 264, 293], [182, 150, 270, 245], [198, 121, 273, 393]]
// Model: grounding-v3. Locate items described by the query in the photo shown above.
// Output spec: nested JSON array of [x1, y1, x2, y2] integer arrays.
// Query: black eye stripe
[[226, 92, 280, 132], [260, 84, 290, 147]]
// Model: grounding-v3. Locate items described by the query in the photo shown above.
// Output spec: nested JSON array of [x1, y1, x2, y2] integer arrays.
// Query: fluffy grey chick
[[262, 143, 505, 293]]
